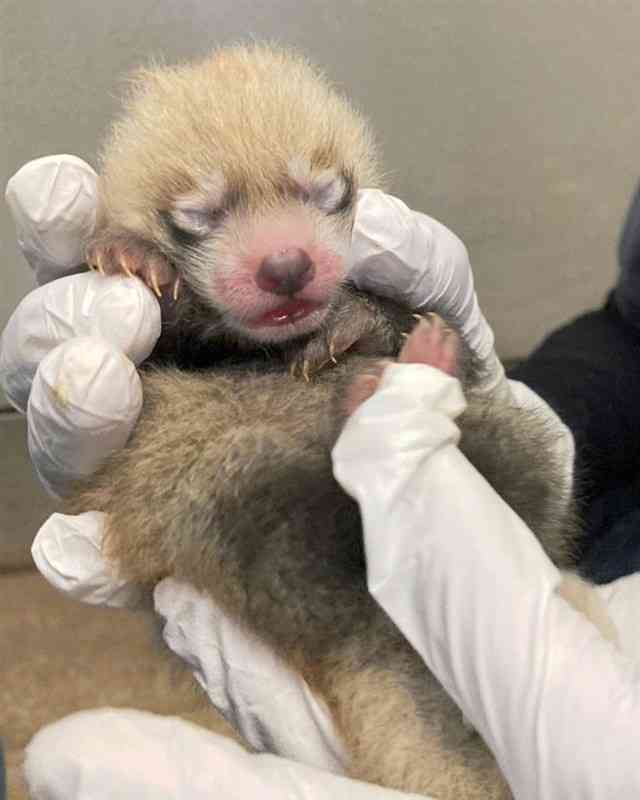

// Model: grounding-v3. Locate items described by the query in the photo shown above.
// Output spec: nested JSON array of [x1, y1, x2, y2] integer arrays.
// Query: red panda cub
[[68, 42, 612, 800]]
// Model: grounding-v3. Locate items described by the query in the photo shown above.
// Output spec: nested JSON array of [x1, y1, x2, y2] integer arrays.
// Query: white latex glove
[[333, 363, 640, 800], [24, 709, 425, 800], [5, 155, 98, 286], [30, 510, 347, 775], [2, 156, 160, 498], [350, 189, 505, 398], [351, 190, 579, 501]]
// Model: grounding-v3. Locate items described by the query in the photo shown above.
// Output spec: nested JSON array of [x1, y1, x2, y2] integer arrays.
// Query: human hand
[[333, 324, 640, 800], [31, 509, 347, 771], [2, 156, 160, 498], [24, 708, 424, 800], [350, 189, 506, 398]]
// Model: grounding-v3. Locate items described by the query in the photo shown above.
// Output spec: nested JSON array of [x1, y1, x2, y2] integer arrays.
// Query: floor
[[0, 416, 237, 799]]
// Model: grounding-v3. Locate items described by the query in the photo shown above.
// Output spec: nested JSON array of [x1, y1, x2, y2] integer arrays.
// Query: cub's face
[[160, 157, 358, 343], [91, 44, 380, 345]]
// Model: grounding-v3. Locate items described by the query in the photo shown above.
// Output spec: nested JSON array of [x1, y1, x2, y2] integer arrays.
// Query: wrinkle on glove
[[32, 505, 347, 777], [351, 190, 504, 395], [24, 709, 429, 800], [25, 337, 143, 498], [333, 364, 640, 800], [0, 272, 159, 414], [155, 580, 347, 773], [5, 155, 98, 284], [31, 511, 144, 608]]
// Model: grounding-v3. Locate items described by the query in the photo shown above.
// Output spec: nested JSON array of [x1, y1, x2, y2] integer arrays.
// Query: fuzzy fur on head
[[92, 42, 382, 344]]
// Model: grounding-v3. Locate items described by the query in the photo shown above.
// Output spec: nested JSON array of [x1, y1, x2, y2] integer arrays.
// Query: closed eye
[[326, 170, 355, 215], [164, 174, 239, 243], [303, 170, 355, 215], [173, 206, 226, 235]]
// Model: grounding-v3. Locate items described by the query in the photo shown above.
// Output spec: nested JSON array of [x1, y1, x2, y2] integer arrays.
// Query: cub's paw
[[342, 314, 460, 416], [398, 313, 459, 375], [86, 240, 178, 299]]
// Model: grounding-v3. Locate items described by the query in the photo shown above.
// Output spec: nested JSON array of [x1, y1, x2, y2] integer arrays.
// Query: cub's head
[[92, 42, 382, 345]]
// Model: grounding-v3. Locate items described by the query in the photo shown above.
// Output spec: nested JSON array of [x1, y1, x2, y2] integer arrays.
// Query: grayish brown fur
[[66, 289, 580, 800]]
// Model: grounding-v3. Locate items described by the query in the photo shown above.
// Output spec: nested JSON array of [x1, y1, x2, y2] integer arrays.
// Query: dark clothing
[[508, 178, 640, 583], [509, 293, 640, 503], [616, 180, 640, 331]]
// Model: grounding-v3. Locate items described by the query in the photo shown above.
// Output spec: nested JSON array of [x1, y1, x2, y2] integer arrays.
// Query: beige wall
[[3, 0, 640, 411]]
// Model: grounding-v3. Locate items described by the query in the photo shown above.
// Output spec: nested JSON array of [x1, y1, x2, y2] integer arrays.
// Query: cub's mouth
[[241, 298, 330, 343], [251, 299, 324, 328]]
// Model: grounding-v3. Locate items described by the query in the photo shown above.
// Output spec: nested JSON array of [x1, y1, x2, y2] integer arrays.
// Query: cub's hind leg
[[306, 619, 511, 800]]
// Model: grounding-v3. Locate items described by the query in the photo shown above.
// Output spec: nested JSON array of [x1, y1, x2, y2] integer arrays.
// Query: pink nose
[[256, 248, 315, 296]]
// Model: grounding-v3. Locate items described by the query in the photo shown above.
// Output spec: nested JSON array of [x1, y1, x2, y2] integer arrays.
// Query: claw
[[328, 340, 338, 365], [172, 275, 182, 301], [400, 332, 410, 339], [119, 253, 135, 279], [302, 360, 311, 383], [412, 313, 425, 322], [95, 252, 106, 276], [149, 267, 162, 298]]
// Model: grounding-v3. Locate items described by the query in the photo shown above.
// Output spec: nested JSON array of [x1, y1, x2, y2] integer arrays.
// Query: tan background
[[3, 0, 640, 398]]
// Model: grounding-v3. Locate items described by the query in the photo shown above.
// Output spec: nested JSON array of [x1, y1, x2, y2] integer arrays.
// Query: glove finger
[[32, 511, 144, 609], [5, 155, 98, 285], [24, 710, 259, 800], [155, 579, 346, 772], [350, 189, 472, 320], [0, 272, 159, 413], [25, 708, 422, 800], [350, 190, 505, 395], [349, 189, 432, 300], [27, 337, 142, 498]]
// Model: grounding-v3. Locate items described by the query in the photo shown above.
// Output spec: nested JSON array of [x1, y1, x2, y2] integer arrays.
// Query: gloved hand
[[348, 189, 507, 397], [24, 709, 425, 800], [2, 157, 160, 498], [31, 509, 348, 774], [333, 356, 640, 800]]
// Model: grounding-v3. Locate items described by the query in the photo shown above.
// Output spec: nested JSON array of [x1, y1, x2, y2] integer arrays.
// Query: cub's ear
[[86, 236, 178, 299]]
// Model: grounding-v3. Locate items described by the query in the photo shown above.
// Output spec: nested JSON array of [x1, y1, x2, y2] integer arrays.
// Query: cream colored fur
[[98, 42, 382, 243]]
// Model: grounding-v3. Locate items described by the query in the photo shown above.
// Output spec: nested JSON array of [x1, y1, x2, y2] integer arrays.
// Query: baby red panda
[[68, 42, 615, 799]]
